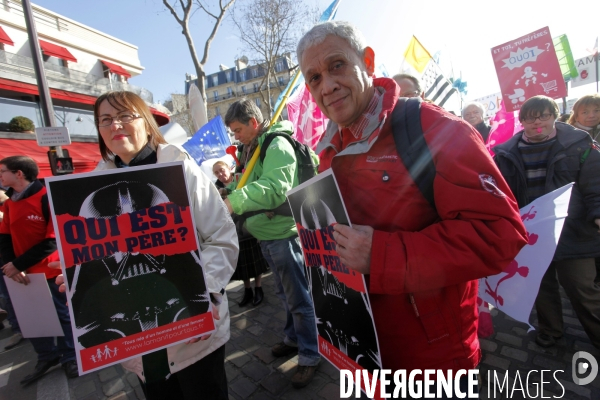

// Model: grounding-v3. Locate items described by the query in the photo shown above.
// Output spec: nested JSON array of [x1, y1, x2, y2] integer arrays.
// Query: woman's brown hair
[[94, 91, 167, 161], [568, 94, 600, 126]]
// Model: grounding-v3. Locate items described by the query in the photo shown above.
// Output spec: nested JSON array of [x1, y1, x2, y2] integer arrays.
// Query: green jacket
[[228, 121, 317, 240]]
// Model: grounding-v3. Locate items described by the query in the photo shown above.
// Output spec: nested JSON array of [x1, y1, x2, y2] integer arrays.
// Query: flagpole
[[236, 0, 341, 190], [271, 70, 302, 125], [594, 36, 599, 93]]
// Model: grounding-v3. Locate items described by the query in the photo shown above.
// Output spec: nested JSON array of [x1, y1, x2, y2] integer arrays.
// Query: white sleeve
[[184, 159, 238, 294]]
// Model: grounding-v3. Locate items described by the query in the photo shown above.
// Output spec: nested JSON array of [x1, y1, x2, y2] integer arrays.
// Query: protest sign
[[4, 274, 64, 338], [570, 53, 599, 89], [45, 162, 215, 375], [471, 92, 503, 119], [287, 169, 382, 397], [491, 27, 567, 112], [479, 184, 573, 330]]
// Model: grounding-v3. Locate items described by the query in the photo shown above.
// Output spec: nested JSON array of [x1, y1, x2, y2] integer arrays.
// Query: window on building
[[240, 70, 246, 81], [255, 98, 261, 107], [275, 60, 284, 72], [212, 75, 219, 86], [215, 106, 220, 116], [227, 87, 233, 97], [278, 76, 284, 86], [213, 90, 219, 101], [43, 54, 67, 68], [241, 86, 247, 94], [251, 68, 258, 78], [253, 83, 259, 92], [226, 70, 232, 83]]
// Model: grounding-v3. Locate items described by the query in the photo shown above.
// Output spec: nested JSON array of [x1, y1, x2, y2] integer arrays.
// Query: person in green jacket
[[222, 99, 320, 389]]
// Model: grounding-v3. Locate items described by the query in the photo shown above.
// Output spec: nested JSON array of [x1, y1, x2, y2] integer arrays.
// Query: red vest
[[0, 187, 59, 279]]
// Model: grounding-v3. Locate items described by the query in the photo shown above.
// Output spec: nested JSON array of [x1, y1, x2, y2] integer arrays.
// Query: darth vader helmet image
[[78, 182, 170, 286], [299, 197, 337, 230], [79, 181, 170, 219], [68, 181, 208, 349]]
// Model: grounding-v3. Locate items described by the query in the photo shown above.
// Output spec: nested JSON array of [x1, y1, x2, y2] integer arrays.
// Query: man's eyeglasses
[[523, 113, 554, 124], [0, 169, 15, 174], [97, 113, 141, 127], [401, 91, 420, 98]]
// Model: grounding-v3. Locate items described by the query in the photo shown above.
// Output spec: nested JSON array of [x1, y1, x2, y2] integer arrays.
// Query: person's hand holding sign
[[332, 224, 374, 275], [2, 261, 30, 285]]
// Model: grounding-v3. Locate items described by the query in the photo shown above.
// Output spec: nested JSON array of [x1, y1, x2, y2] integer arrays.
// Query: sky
[[33, 0, 600, 106]]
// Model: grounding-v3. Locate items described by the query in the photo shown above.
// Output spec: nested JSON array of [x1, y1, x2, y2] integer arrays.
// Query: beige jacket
[[95, 143, 238, 380]]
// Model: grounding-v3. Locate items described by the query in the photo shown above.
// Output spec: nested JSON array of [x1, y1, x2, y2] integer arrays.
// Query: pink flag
[[287, 85, 329, 150], [485, 100, 523, 156]]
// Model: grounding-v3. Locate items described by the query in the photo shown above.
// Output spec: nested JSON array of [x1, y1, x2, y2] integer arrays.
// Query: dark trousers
[[140, 345, 228, 400], [29, 278, 75, 364], [536, 258, 600, 348], [0, 270, 20, 333]]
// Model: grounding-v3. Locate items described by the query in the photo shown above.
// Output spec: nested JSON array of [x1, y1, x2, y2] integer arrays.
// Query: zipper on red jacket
[[409, 293, 419, 317]]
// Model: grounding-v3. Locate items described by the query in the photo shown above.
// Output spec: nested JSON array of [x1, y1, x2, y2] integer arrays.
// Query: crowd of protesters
[[0, 20, 599, 400]]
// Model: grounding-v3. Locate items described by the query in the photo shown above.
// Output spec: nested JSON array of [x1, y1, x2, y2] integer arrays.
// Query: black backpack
[[238, 132, 318, 219], [390, 97, 437, 212], [259, 132, 317, 185]]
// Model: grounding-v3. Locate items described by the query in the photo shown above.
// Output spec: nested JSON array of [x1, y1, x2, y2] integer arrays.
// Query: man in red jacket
[[0, 156, 78, 384], [297, 21, 527, 394]]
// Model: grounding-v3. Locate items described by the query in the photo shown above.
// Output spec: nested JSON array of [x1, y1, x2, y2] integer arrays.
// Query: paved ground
[[0, 272, 598, 400]]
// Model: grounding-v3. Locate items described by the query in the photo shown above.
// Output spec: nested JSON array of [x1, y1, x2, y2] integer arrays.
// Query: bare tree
[[163, 94, 196, 136], [163, 0, 236, 109], [230, 0, 317, 114]]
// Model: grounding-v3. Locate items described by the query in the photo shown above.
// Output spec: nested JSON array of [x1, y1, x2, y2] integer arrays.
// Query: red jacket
[[318, 78, 527, 372]]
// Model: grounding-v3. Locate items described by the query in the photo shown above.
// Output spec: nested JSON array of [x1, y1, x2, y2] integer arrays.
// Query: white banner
[[471, 92, 503, 118], [571, 54, 599, 88], [479, 183, 573, 330]]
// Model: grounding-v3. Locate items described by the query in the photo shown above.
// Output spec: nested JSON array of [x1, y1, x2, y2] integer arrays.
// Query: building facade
[[0, 0, 168, 138], [185, 54, 294, 123]]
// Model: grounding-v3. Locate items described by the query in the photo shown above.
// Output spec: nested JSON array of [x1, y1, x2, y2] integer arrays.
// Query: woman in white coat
[[58, 91, 238, 399]]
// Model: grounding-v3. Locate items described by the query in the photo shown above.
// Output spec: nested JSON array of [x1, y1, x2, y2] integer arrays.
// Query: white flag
[[479, 183, 573, 331], [421, 62, 461, 114]]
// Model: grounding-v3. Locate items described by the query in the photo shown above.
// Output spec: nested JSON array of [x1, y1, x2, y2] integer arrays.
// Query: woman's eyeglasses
[[97, 113, 140, 127]]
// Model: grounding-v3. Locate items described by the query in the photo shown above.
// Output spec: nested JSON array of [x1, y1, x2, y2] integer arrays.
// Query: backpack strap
[[259, 132, 295, 163], [581, 148, 591, 164], [390, 97, 437, 211], [235, 132, 295, 221]]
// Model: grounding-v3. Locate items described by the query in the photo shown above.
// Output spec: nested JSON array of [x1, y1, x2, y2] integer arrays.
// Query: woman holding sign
[[56, 91, 238, 400]]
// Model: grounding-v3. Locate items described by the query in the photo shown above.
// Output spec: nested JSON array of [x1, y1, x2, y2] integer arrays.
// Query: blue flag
[[182, 116, 231, 166]]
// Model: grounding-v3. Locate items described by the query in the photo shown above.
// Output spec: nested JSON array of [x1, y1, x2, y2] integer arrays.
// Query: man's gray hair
[[297, 21, 367, 66], [462, 102, 486, 118], [392, 73, 422, 94], [224, 98, 265, 127]]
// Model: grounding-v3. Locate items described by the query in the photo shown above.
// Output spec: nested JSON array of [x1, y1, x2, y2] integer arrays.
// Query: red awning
[[0, 26, 14, 46], [0, 138, 101, 179], [149, 108, 170, 126], [101, 60, 132, 78], [39, 40, 77, 63], [0, 78, 170, 126]]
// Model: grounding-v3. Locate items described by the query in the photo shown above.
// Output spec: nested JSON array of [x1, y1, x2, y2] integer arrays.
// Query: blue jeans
[[29, 279, 75, 364], [260, 236, 320, 366], [0, 270, 20, 333]]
